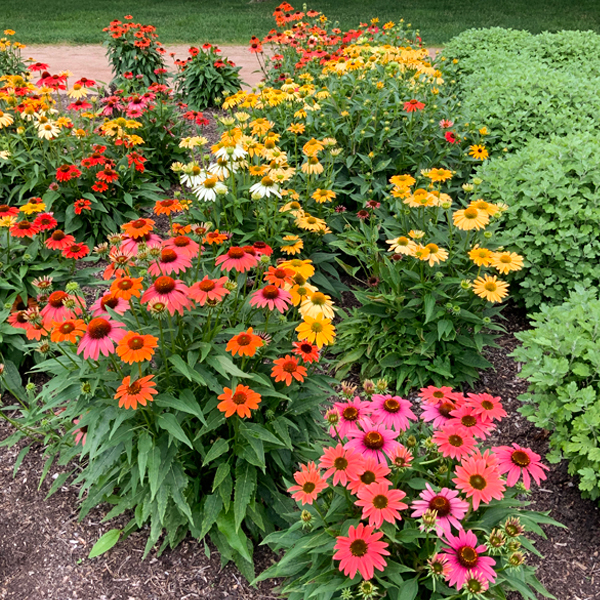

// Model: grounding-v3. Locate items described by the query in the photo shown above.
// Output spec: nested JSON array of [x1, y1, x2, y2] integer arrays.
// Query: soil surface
[[2, 303, 600, 599]]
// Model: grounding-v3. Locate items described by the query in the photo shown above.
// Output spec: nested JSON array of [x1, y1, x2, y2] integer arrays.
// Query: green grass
[[3, 0, 600, 46]]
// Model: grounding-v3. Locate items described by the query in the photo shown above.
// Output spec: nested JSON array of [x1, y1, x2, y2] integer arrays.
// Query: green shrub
[[512, 287, 600, 502], [475, 132, 600, 307]]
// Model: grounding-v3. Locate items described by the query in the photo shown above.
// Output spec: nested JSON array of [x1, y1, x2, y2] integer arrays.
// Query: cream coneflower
[[299, 291, 335, 319], [424, 243, 449, 267], [37, 122, 60, 140], [250, 175, 281, 198], [386, 236, 416, 256], [453, 207, 489, 231], [301, 156, 324, 175], [490, 251, 524, 274]]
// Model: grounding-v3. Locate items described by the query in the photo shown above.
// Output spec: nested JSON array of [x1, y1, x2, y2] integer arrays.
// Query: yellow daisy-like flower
[[479, 127, 488, 135], [296, 214, 331, 234], [279, 259, 315, 281], [390, 186, 411, 199], [20, 201, 46, 215], [0, 110, 14, 128], [249, 118, 273, 137], [302, 138, 325, 157], [472, 274, 509, 303], [389, 174, 415, 188], [413, 245, 431, 261], [179, 136, 208, 149], [424, 168, 453, 183], [469, 199, 499, 216], [469, 144, 489, 160], [386, 236, 416, 255], [288, 282, 318, 306], [281, 189, 300, 201], [408, 230, 425, 240], [299, 291, 335, 319], [67, 84, 88, 99], [288, 123, 305, 134], [281, 235, 304, 255], [424, 243, 449, 267], [301, 156, 324, 175], [490, 251, 524, 274], [0, 215, 17, 228], [280, 201, 304, 217], [312, 189, 336, 204], [248, 164, 268, 176], [294, 108, 308, 119], [468, 246, 494, 267], [453, 206, 489, 231], [404, 189, 436, 209], [295, 314, 336, 349]]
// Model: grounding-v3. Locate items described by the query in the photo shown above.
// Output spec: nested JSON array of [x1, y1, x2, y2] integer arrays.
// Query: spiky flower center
[[131, 219, 148, 229], [87, 318, 111, 340], [48, 291, 68, 308], [383, 398, 400, 413], [299, 342, 313, 354], [282, 360, 298, 373], [469, 474, 487, 490], [174, 236, 190, 247], [481, 400, 494, 410], [18, 221, 33, 229], [117, 279, 133, 290], [364, 431, 384, 450], [310, 292, 327, 305], [372, 494, 388, 509], [236, 333, 251, 346], [464, 207, 478, 220], [457, 546, 479, 569], [127, 381, 142, 394], [429, 495, 451, 517], [228, 247, 245, 259], [262, 285, 280, 299], [101, 295, 119, 309], [161, 248, 178, 263], [461, 415, 477, 427], [448, 434, 464, 447], [360, 470, 376, 484], [511, 450, 531, 467], [343, 406, 359, 421], [302, 481, 316, 493], [127, 336, 145, 350], [232, 391, 248, 405], [154, 276, 176, 294], [438, 402, 455, 417], [349, 539, 368, 557], [59, 322, 75, 334], [198, 279, 216, 292]]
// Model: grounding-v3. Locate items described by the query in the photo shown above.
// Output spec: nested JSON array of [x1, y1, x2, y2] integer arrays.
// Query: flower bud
[[375, 378, 388, 392], [504, 517, 524, 538], [358, 581, 378, 599], [325, 409, 340, 425], [362, 379, 375, 395], [472, 177, 483, 185], [224, 280, 237, 292], [460, 280, 472, 290], [26, 382, 35, 392], [259, 254, 270, 265], [508, 551, 525, 567], [421, 508, 438, 531], [462, 183, 474, 192], [301, 509, 312, 523], [340, 381, 357, 398], [65, 282, 80, 293], [81, 381, 92, 395], [406, 435, 417, 447]]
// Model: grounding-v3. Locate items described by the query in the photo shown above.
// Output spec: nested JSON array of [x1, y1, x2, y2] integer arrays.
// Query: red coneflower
[[355, 482, 408, 528], [147, 247, 192, 276], [404, 99, 425, 112], [153, 198, 182, 216], [250, 285, 292, 313], [319, 443, 365, 486], [45, 230, 75, 250], [10, 220, 39, 238], [288, 462, 328, 505], [77, 317, 127, 360], [96, 166, 119, 183], [33, 212, 58, 231], [292, 340, 320, 363], [333, 523, 389, 581], [0, 204, 19, 218], [62, 243, 90, 260], [163, 235, 200, 258], [55, 164, 82, 182], [217, 384, 262, 418], [74, 199, 92, 215], [121, 218, 155, 239]]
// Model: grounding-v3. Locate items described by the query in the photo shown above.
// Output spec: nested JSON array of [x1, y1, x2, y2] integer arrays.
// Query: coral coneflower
[[0, 204, 19, 218], [250, 285, 292, 313], [345, 424, 400, 465], [389, 444, 413, 468], [432, 422, 477, 460], [421, 397, 459, 429], [319, 444, 365, 486], [115, 374, 158, 410], [10, 220, 39, 238], [492, 444, 549, 489], [292, 340, 320, 363], [420, 386, 458, 404], [271, 355, 307, 385], [370, 394, 416, 432], [163, 235, 200, 258], [120, 232, 163, 256], [148, 247, 192, 276], [62, 243, 90, 260], [226, 327, 263, 357], [41, 291, 80, 324], [215, 246, 258, 273], [449, 405, 495, 440], [288, 462, 328, 505], [116, 331, 158, 364], [355, 482, 408, 528], [347, 457, 391, 494], [45, 230, 75, 251], [189, 276, 230, 306], [50, 318, 86, 343], [121, 217, 155, 239], [440, 529, 497, 589], [90, 291, 129, 316], [110, 276, 144, 301], [333, 523, 389, 581], [467, 393, 507, 423], [411, 483, 469, 536], [453, 452, 506, 510], [141, 276, 193, 316], [217, 384, 262, 418], [332, 397, 372, 439], [264, 266, 294, 288], [77, 317, 127, 360]]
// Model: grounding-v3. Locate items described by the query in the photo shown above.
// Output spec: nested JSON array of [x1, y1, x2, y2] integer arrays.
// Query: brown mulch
[[2, 303, 600, 599]]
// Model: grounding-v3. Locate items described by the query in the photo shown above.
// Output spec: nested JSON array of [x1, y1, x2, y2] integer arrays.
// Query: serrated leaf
[[234, 461, 257, 531]]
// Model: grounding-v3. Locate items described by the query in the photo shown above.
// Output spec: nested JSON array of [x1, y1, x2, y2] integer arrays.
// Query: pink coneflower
[[288, 462, 328, 505], [421, 397, 459, 429], [370, 393, 416, 431], [141, 276, 193, 316], [215, 246, 258, 273], [411, 483, 469, 536], [355, 482, 408, 528], [331, 397, 372, 439], [189, 276, 230, 306], [439, 119, 454, 129], [347, 457, 391, 494], [345, 423, 400, 464], [249, 285, 292, 312], [432, 422, 477, 460], [40, 291, 81, 324], [440, 529, 497, 590], [77, 317, 126, 360], [449, 405, 495, 440], [90, 291, 129, 316], [147, 247, 192, 276], [121, 232, 162, 256], [467, 393, 507, 423], [492, 443, 549, 489], [72, 418, 87, 446], [163, 235, 200, 258], [388, 444, 413, 468], [319, 444, 365, 486], [453, 453, 506, 510], [333, 523, 390, 581]]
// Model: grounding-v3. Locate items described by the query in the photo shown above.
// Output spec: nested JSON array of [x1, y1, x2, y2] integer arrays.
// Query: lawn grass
[[4, 0, 600, 46]]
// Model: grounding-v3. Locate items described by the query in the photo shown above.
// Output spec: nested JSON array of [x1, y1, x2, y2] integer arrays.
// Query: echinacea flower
[[226, 327, 263, 357], [345, 424, 401, 465], [453, 207, 489, 231], [453, 453, 506, 510], [141, 276, 193, 316], [71, 418, 88, 446], [250, 285, 292, 313], [420, 386, 458, 404], [153, 198, 182, 215], [491, 444, 549, 489], [347, 457, 391, 494], [41, 291, 81, 324], [292, 340, 320, 363], [299, 291, 335, 319], [411, 483, 470, 536], [10, 220, 39, 238], [215, 246, 258, 273], [333, 523, 390, 581], [355, 482, 408, 528], [288, 462, 328, 505], [163, 235, 200, 258], [389, 444, 413, 468], [33, 212, 58, 231], [121, 218, 155, 239], [217, 384, 262, 418], [264, 266, 294, 288], [116, 331, 158, 364], [421, 397, 459, 429], [332, 397, 373, 439], [490, 251, 524, 275], [271, 355, 307, 385], [148, 247, 192, 276], [319, 444, 365, 486], [55, 164, 81, 182], [77, 317, 127, 360], [466, 393, 507, 423], [432, 422, 477, 460], [370, 394, 416, 431], [90, 291, 129, 316], [472, 274, 509, 303], [115, 375, 158, 410], [440, 529, 497, 589], [404, 99, 425, 112], [46, 230, 75, 251], [449, 405, 495, 439], [189, 276, 230, 306], [62, 243, 90, 260], [279, 258, 315, 280], [281, 235, 304, 255], [110, 276, 144, 301], [50, 318, 86, 343], [386, 236, 416, 256], [203, 230, 228, 245], [468, 246, 494, 267], [296, 314, 335, 349]]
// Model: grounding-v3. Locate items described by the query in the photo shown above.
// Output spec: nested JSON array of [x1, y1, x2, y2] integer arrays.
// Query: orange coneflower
[[271, 355, 307, 386], [110, 275, 144, 301], [50, 319, 87, 343], [116, 331, 158, 364], [226, 327, 264, 357], [121, 217, 155, 239], [203, 230, 228, 245], [217, 384, 261, 418], [153, 198, 182, 216], [114, 375, 158, 410]]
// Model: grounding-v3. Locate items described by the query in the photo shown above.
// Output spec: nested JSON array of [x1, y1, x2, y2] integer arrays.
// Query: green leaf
[[155, 390, 206, 425], [206, 354, 251, 378], [137, 432, 152, 484], [203, 438, 229, 466], [168, 355, 207, 385], [88, 529, 122, 558], [398, 577, 419, 600], [157, 413, 193, 449], [212, 462, 231, 492], [216, 509, 253, 563], [234, 461, 257, 531]]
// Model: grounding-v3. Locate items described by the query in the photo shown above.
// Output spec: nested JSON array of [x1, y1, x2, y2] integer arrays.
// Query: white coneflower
[[213, 143, 247, 161], [0, 110, 14, 128], [249, 175, 281, 199], [208, 157, 239, 179], [179, 164, 206, 188], [37, 121, 60, 140], [192, 175, 227, 202]]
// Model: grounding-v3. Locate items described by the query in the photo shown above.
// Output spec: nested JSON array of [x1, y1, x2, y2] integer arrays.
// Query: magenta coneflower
[[467, 392, 507, 423], [347, 456, 391, 495], [77, 317, 126, 361], [453, 452, 506, 510], [189, 276, 230, 306], [440, 529, 497, 590], [319, 444, 365, 486], [345, 423, 401, 464], [90, 291, 129, 317], [147, 247, 192, 276], [492, 443, 549, 489], [432, 421, 477, 460], [420, 397, 458, 429], [215, 246, 258, 273], [250, 285, 292, 312], [333, 523, 390, 581], [370, 393, 416, 431], [411, 483, 469, 536], [141, 276, 193, 316], [355, 482, 408, 528], [163, 235, 200, 258], [331, 397, 372, 439], [449, 405, 495, 440]]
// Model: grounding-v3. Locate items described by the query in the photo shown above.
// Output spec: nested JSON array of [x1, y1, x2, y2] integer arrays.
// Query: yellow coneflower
[[312, 189, 336, 204], [424, 243, 449, 267], [280, 200, 304, 217], [288, 123, 305, 134], [408, 230, 425, 240], [413, 245, 431, 261], [302, 138, 325, 157], [490, 251, 524, 275], [248, 164, 268, 176], [469, 199, 499, 216], [280, 258, 315, 281], [295, 315, 336, 349], [67, 84, 88, 99], [249, 117, 273, 136], [300, 291, 335, 319], [469, 144, 489, 160], [472, 274, 509, 303], [0, 110, 14, 128], [453, 206, 489, 231], [391, 186, 411, 199], [301, 156, 324, 175], [389, 174, 415, 188], [281, 235, 304, 255], [37, 122, 60, 140], [404, 188, 436, 209], [386, 236, 416, 255], [468, 246, 494, 267], [296, 214, 330, 234], [424, 168, 453, 183]]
